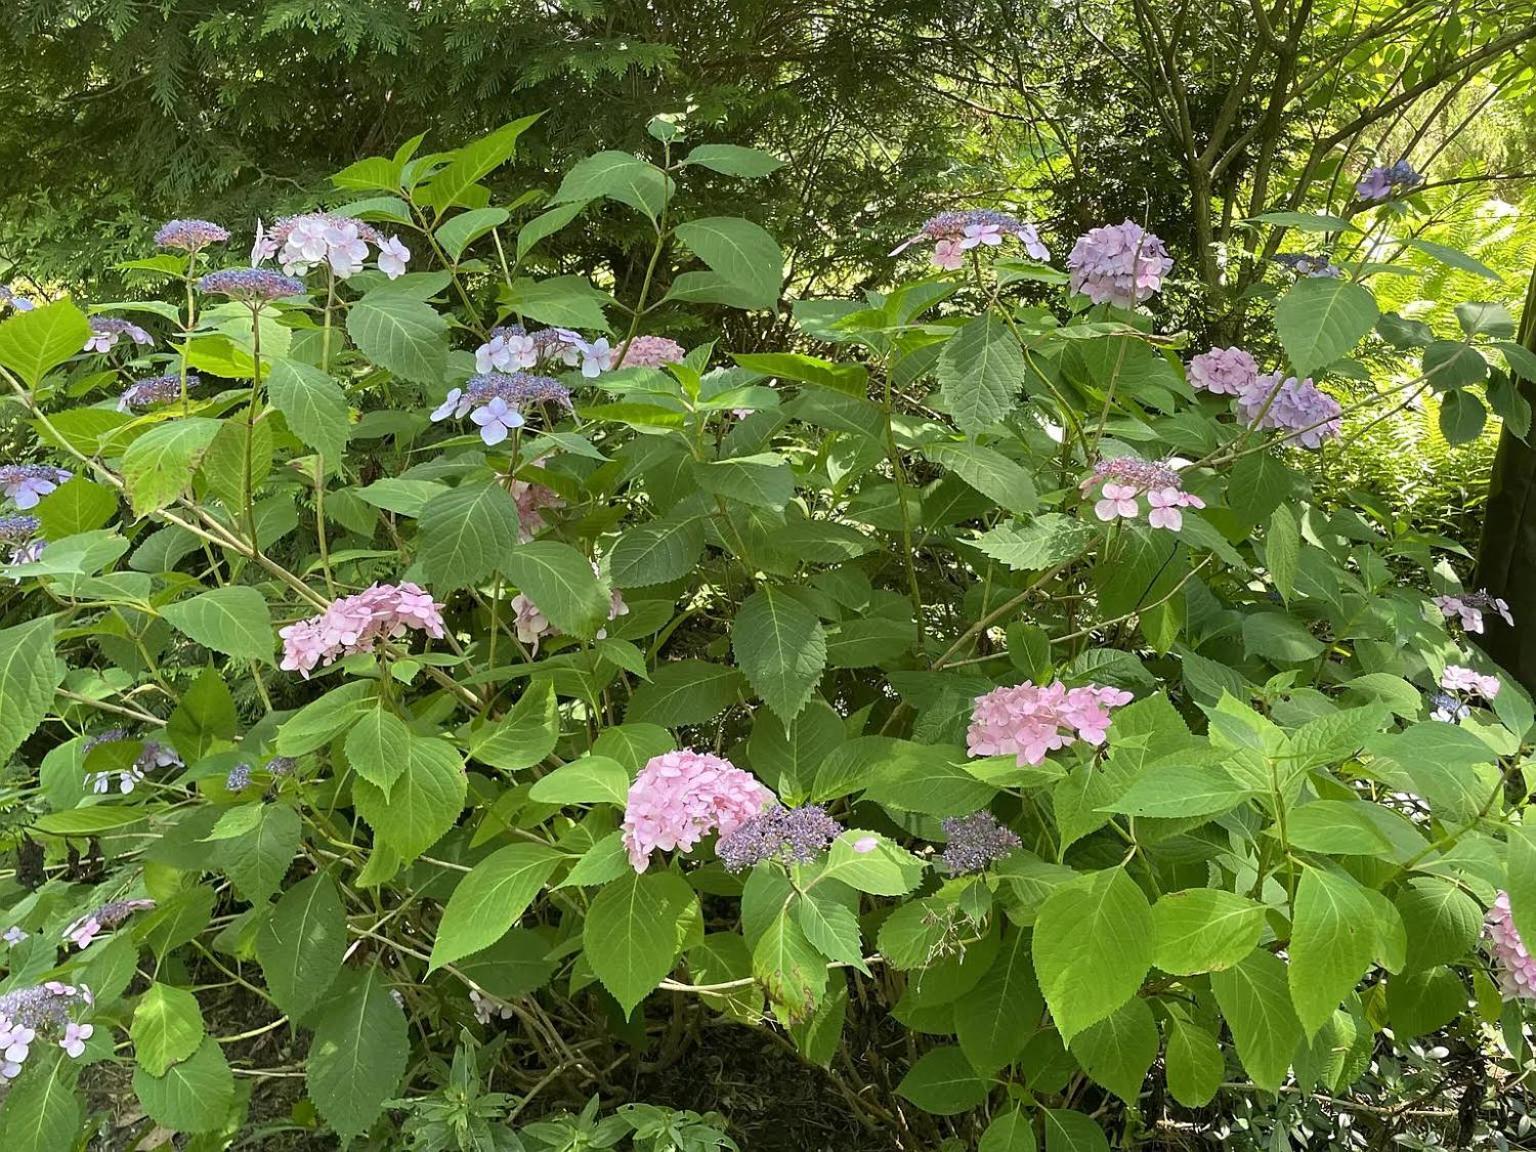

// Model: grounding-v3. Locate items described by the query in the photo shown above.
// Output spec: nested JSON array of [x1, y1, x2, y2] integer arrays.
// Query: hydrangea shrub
[[0, 119, 1532, 1149]]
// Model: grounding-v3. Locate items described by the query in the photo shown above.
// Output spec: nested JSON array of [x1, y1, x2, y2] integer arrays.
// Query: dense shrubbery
[[0, 119, 1535, 1151]]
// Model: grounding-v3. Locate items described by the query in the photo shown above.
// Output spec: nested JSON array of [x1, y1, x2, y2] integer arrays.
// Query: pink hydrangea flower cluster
[[967, 680, 1134, 766], [1081, 456, 1204, 532], [1234, 372, 1341, 448], [512, 479, 564, 542], [1067, 220, 1173, 307], [1435, 589, 1513, 634], [892, 209, 1050, 271], [621, 749, 774, 871], [1441, 664, 1499, 699], [279, 582, 446, 677], [0, 981, 94, 1079], [1486, 891, 1536, 999], [63, 898, 156, 950], [509, 579, 627, 654], [252, 214, 409, 280], [617, 335, 687, 369], [1188, 346, 1260, 396]]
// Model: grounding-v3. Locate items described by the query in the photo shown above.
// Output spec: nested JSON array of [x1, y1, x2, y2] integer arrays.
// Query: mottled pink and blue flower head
[[84, 316, 152, 355], [892, 209, 1049, 270], [1235, 373, 1340, 447], [1188, 346, 1259, 397], [0, 465, 71, 510], [1067, 220, 1173, 307], [717, 804, 843, 871], [252, 213, 409, 280], [118, 373, 199, 412], [1273, 252, 1341, 279], [939, 812, 1021, 874], [617, 335, 687, 369], [1081, 456, 1203, 531], [155, 219, 231, 252], [199, 268, 306, 304]]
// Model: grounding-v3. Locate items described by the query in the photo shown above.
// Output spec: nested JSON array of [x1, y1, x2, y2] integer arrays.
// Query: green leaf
[[896, 1046, 989, 1115], [0, 299, 91, 386], [753, 907, 828, 1020], [583, 870, 696, 1016], [160, 586, 274, 662], [1405, 237, 1501, 280], [1456, 301, 1515, 338], [937, 312, 1025, 434], [517, 201, 588, 261], [1273, 277, 1379, 376], [275, 681, 376, 756], [1070, 996, 1157, 1102], [1289, 868, 1378, 1036], [346, 291, 449, 384], [1266, 504, 1299, 601], [1396, 877, 1483, 971], [33, 806, 152, 836], [1042, 1108, 1110, 1152], [429, 842, 561, 971], [424, 114, 540, 213], [306, 964, 409, 1140], [345, 706, 412, 797], [795, 888, 866, 970], [1505, 819, 1536, 949], [923, 441, 1037, 515], [671, 217, 784, 311], [609, 516, 706, 588], [682, 144, 785, 178], [254, 873, 346, 1020], [266, 358, 351, 461], [468, 680, 559, 772], [980, 1108, 1037, 1152], [503, 540, 611, 639], [527, 756, 630, 806], [121, 418, 223, 514], [1282, 800, 1393, 855], [732, 585, 827, 727], [0, 617, 61, 768], [132, 1037, 235, 1134], [1102, 758, 1249, 818], [503, 275, 613, 331], [733, 351, 867, 396], [1249, 211, 1361, 234], [816, 831, 925, 896], [131, 983, 205, 1077], [626, 660, 745, 726], [435, 207, 510, 261], [0, 1047, 81, 1152], [955, 927, 1042, 1073], [1387, 966, 1467, 1038], [418, 481, 522, 590], [352, 735, 467, 862], [553, 151, 672, 223], [1438, 390, 1487, 444], [1423, 340, 1489, 391], [692, 453, 794, 510], [973, 514, 1094, 571], [1210, 949, 1302, 1092], [1033, 868, 1153, 1043], [1164, 1015, 1224, 1106], [34, 477, 117, 539], [215, 804, 301, 904], [1151, 888, 1266, 975]]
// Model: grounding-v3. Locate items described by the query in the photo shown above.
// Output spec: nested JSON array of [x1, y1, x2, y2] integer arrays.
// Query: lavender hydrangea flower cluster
[[938, 812, 1022, 874], [1080, 456, 1204, 531], [118, 373, 200, 412], [199, 268, 307, 304], [474, 324, 625, 379], [431, 372, 573, 447], [83, 730, 182, 794], [1430, 663, 1500, 723], [0, 514, 43, 566], [1188, 346, 1260, 396], [716, 804, 844, 871], [0, 464, 71, 510], [1235, 373, 1342, 448], [1486, 891, 1536, 999], [267, 755, 297, 777], [63, 898, 156, 950], [0, 285, 35, 313], [1067, 220, 1173, 307], [1273, 252, 1341, 278], [84, 316, 153, 354], [0, 981, 94, 1079], [1434, 589, 1513, 634], [278, 582, 447, 677], [155, 219, 231, 252], [1356, 160, 1424, 203], [252, 214, 409, 279], [891, 209, 1049, 270]]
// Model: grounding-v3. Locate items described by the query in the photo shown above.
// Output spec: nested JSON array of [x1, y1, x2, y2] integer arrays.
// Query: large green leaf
[[1150, 888, 1266, 975], [980, 1108, 1037, 1152], [429, 842, 562, 970], [215, 803, 301, 904], [583, 870, 696, 1016], [1210, 949, 1302, 1091], [254, 872, 346, 1020], [1289, 867, 1377, 1036], [625, 660, 745, 726], [344, 705, 412, 797], [1032, 868, 1153, 1043], [503, 540, 611, 639], [681, 144, 785, 178], [937, 312, 1025, 434], [973, 514, 1093, 571], [1070, 996, 1157, 1102], [417, 481, 522, 590], [896, 1046, 989, 1116], [670, 217, 784, 311], [266, 357, 351, 461], [923, 441, 1037, 515], [121, 418, 223, 514], [346, 291, 448, 384], [1273, 277, 1378, 376], [731, 586, 827, 727], [435, 207, 511, 261], [160, 586, 274, 662], [467, 679, 559, 772], [0, 617, 61, 767], [609, 516, 706, 588], [352, 735, 467, 862], [955, 926, 1042, 1073], [132, 1037, 235, 1134], [691, 453, 794, 510], [1042, 1108, 1110, 1152], [131, 983, 205, 1077], [0, 299, 91, 386], [553, 151, 672, 223], [424, 114, 541, 213], [1396, 877, 1483, 971], [306, 964, 409, 1140], [1164, 1014, 1224, 1106], [0, 1047, 81, 1152]]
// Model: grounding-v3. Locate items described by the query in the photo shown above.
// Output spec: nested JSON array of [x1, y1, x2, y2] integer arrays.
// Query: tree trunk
[[1473, 260, 1536, 686]]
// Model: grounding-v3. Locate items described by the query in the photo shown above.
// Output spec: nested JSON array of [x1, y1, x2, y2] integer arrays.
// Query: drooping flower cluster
[[617, 335, 687, 369], [0, 285, 35, 313], [512, 479, 564, 542], [967, 680, 1134, 766], [155, 219, 231, 252], [1235, 373, 1341, 448], [0, 982, 94, 1078], [84, 316, 153, 354], [1067, 220, 1173, 307], [938, 812, 1022, 874], [0, 464, 71, 510], [118, 372, 200, 412], [892, 209, 1049, 271], [83, 730, 182, 794], [1273, 252, 1341, 278], [63, 898, 156, 950], [716, 804, 844, 871], [252, 214, 409, 279], [1486, 891, 1536, 999], [0, 514, 43, 566], [1188, 346, 1260, 397], [279, 582, 446, 677], [199, 268, 307, 304], [622, 750, 774, 872], [1081, 456, 1204, 531], [431, 372, 573, 447], [1356, 160, 1424, 203], [1434, 589, 1513, 634]]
